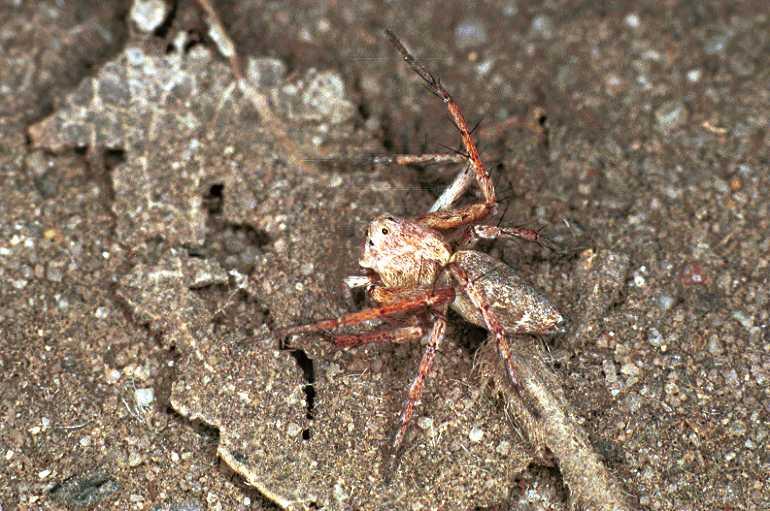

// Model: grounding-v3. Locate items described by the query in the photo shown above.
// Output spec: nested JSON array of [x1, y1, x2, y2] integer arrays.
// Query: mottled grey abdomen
[[449, 250, 565, 335]]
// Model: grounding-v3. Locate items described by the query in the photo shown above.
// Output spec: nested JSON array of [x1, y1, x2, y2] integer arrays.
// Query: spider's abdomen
[[450, 250, 565, 335]]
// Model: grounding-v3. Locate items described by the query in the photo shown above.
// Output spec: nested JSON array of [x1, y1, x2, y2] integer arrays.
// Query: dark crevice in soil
[[285, 348, 316, 440]]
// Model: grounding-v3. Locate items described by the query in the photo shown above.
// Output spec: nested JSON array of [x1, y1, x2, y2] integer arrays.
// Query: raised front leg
[[385, 30, 497, 231]]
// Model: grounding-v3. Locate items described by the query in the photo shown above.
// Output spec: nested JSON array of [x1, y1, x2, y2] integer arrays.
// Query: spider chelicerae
[[278, 29, 565, 466]]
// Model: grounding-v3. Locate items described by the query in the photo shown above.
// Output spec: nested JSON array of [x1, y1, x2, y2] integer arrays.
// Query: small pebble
[[647, 328, 663, 347], [46, 263, 63, 282], [495, 440, 511, 455], [130, 0, 169, 33], [731, 311, 753, 330], [655, 100, 688, 133], [128, 451, 143, 467], [625, 13, 640, 29], [621, 362, 641, 377], [468, 426, 484, 443], [417, 417, 433, 430], [603, 359, 618, 383], [287, 422, 302, 437], [107, 369, 121, 383], [657, 293, 675, 311], [704, 32, 731, 55], [134, 387, 154, 408], [38, 468, 52, 479], [531, 15, 554, 39]]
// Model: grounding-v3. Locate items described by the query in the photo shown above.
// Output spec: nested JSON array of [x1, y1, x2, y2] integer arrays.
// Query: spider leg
[[369, 153, 467, 166], [428, 161, 474, 213], [449, 264, 527, 395], [457, 224, 546, 250], [385, 30, 497, 230], [276, 287, 454, 337], [333, 325, 425, 349], [389, 305, 448, 463]]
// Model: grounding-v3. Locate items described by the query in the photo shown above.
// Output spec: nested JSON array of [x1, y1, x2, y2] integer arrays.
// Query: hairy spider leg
[[369, 153, 467, 166], [277, 287, 454, 337], [429, 161, 474, 213], [449, 264, 527, 396], [385, 30, 497, 231], [390, 303, 448, 462], [333, 325, 426, 349], [457, 224, 546, 250]]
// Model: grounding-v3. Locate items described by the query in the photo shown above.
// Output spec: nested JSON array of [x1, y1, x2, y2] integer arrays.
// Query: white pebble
[[127, 452, 143, 467], [468, 426, 484, 443], [687, 69, 702, 82], [625, 13, 640, 28], [130, 0, 169, 33], [287, 422, 302, 437], [134, 387, 154, 407]]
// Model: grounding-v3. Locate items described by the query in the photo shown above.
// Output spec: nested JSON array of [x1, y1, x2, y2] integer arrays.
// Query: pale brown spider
[[278, 30, 565, 466]]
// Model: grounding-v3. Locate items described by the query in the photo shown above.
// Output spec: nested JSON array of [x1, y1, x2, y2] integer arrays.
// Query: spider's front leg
[[275, 287, 454, 338], [389, 303, 448, 466], [386, 30, 497, 231]]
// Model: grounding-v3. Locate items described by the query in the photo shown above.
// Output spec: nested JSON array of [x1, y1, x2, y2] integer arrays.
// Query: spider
[[278, 30, 565, 467]]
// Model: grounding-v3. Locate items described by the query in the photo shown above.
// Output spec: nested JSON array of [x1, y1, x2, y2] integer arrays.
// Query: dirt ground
[[0, 1, 767, 510]]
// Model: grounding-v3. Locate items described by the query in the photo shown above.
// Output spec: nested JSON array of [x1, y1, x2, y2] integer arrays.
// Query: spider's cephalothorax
[[278, 30, 565, 468], [360, 214, 564, 335], [360, 215, 450, 288]]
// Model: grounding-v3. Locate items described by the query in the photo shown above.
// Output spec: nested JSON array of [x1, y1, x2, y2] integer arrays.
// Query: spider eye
[[381, 228, 389, 235], [368, 239, 374, 247]]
